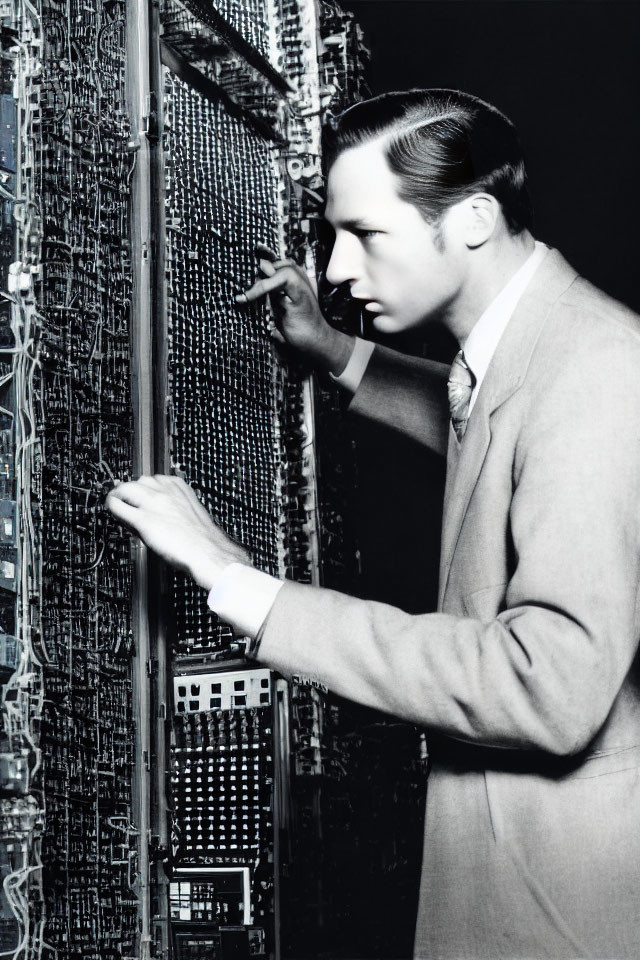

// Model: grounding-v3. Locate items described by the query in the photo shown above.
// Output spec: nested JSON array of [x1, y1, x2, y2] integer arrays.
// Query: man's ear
[[462, 193, 500, 249]]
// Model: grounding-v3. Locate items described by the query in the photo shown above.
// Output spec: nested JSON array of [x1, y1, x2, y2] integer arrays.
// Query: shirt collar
[[463, 240, 549, 407]]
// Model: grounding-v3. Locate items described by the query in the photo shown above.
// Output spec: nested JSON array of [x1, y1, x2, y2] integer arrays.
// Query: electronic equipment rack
[[0, 1, 426, 957]]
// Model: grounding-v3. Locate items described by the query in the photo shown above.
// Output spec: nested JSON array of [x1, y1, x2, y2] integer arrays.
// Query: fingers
[[236, 270, 294, 304], [106, 493, 141, 528], [255, 243, 296, 267], [107, 480, 152, 508], [238, 242, 305, 305], [259, 259, 277, 278], [269, 326, 287, 345], [260, 258, 297, 279], [107, 475, 172, 515], [136, 475, 162, 490], [255, 242, 278, 261]]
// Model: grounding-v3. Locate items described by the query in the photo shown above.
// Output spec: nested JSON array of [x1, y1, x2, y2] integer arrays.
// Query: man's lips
[[351, 290, 385, 312]]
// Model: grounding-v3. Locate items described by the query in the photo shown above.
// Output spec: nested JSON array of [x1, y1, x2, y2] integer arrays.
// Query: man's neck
[[444, 231, 536, 346]]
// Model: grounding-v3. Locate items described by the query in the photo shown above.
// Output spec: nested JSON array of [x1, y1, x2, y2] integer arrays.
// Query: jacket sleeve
[[349, 343, 451, 458], [256, 327, 640, 757]]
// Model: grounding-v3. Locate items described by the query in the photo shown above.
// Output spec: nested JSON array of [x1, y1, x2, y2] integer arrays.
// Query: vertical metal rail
[[298, 0, 324, 590], [126, 0, 155, 952], [149, 0, 172, 951], [273, 678, 292, 960]]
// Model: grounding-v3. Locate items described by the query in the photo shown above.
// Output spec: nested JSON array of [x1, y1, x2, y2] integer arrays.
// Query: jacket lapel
[[437, 249, 579, 609]]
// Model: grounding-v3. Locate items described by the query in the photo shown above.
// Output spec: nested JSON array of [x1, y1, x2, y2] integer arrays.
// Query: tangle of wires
[[31, 0, 139, 955]]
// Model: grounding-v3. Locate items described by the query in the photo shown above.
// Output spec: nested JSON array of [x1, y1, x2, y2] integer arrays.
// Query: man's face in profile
[[324, 138, 465, 334]]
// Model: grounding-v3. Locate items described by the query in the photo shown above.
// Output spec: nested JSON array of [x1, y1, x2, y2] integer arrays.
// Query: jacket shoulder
[[547, 277, 640, 348], [515, 276, 640, 436]]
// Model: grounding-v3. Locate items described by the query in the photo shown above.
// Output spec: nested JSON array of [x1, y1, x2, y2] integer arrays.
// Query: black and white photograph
[[0, 1, 639, 958]]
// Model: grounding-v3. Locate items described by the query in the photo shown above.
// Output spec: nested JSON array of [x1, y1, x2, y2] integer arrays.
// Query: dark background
[[340, 0, 640, 313], [336, 0, 640, 614]]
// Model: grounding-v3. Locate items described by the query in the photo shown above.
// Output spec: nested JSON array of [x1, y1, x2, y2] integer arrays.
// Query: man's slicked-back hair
[[323, 89, 534, 235]]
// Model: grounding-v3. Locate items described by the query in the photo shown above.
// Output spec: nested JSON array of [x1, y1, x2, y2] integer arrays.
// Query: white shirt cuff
[[207, 563, 284, 638], [329, 337, 375, 393]]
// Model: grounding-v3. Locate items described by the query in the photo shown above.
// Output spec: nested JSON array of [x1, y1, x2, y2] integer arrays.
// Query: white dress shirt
[[208, 241, 549, 638], [463, 240, 549, 412]]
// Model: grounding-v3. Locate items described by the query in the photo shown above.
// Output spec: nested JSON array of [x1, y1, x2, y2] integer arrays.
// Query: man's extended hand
[[236, 243, 354, 376], [106, 475, 250, 591]]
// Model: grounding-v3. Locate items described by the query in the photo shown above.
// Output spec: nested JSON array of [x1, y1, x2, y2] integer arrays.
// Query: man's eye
[[356, 229, 381, 239]]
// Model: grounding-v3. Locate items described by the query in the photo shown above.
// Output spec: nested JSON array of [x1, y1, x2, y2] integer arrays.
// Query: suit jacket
[[256, 250, 640, 958]]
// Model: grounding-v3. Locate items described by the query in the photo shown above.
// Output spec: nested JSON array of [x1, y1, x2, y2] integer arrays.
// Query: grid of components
[[163, 70, 283, 659], [35, 0, 139, 952], [170, 669, 275, 955]]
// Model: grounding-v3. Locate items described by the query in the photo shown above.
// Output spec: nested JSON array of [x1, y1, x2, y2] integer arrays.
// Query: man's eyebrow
[[324, 215, 381, 231]]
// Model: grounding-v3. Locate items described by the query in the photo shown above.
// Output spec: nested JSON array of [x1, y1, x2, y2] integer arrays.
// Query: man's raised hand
[[236, 243, 354, 376], [106, 475, 250, 591]]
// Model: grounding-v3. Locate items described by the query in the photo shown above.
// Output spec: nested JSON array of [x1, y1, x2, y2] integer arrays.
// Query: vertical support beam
[[127, 0, 154, 953], [149, 0, 172, 954], [273, 678, 292, 960], [297, 0, 324, 590]]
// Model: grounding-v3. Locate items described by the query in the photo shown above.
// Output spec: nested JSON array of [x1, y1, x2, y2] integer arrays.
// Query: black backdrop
[[340, 0, 640, 312], [335, 0, 639, 616]]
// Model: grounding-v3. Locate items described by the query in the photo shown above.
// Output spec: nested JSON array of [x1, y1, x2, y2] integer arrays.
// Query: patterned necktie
[[448, 350, 476, 442]]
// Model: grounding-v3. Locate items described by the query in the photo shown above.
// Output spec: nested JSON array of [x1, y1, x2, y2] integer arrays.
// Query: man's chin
[[371, 313, 411, 335], [371, 309, 437, 336]]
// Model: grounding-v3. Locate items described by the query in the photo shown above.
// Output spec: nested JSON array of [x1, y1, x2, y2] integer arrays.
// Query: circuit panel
[[1, 1, 429, 958], [34, 0, 139, 953], [0, 26, 34, 958], [164, 69, 285, 660]]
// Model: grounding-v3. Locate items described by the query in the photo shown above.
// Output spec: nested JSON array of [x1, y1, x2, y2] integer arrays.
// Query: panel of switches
[[170, 668, 274, 954]]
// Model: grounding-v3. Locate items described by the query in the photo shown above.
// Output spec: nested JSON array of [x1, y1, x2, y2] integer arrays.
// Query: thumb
[[269, 326, 287, 344]]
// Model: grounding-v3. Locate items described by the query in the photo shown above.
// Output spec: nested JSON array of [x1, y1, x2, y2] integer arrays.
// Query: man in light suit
[[108, 90, 640, 958]]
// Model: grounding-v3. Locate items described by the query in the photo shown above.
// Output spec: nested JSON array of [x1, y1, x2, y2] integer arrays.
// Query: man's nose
[[325, 233, 359, 287]]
